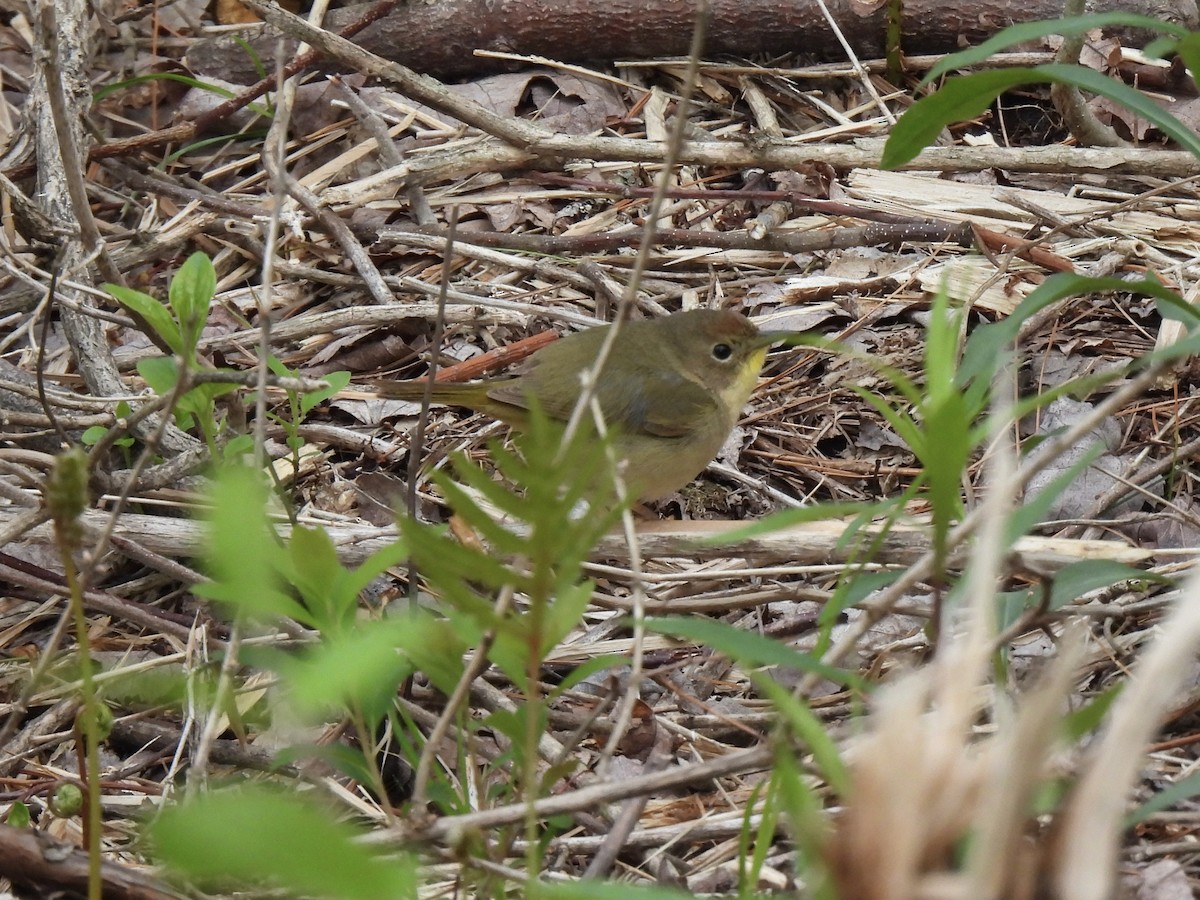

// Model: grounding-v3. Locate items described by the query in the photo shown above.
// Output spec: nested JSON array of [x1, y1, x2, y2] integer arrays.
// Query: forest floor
[[2, 1, 1200, 897]]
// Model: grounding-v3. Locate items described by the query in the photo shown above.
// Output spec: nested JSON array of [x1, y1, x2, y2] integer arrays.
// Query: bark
[[188, 0, 1200, 84]]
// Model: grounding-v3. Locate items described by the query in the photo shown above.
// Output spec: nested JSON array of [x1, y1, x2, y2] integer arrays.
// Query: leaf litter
[[1, 4, 1200, 896]]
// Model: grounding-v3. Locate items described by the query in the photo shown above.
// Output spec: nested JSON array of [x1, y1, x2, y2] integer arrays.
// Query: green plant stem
[[523, 575, 547, 880], [57, 537, 103, 900]]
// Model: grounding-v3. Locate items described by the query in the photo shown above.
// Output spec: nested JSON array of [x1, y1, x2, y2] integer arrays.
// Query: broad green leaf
[[272, 741, 377, 786], [335, 539, 410, 617], [169, 252, 216, 354], [885, 65, 1200, 169], [539, 580, 594, 657], [282, 525, 349, 631], [222, 433, 255, 461], [923, 14, 1186, 83], [137, 355, 181, 395], [6, 801, 30, 827], [273, 617, 417, 721], [150, 787, 417, 898], [1047, 560, 1166, 611], [1164, 32, 1200, 90], [103, 665, 193, 711], [267, 355, 291, 378], [548, 653, 632, 699], [392, 608, 470, 697], [107, 284, 183, 354], [995, 589, 1037, 632], [301, 370, 351, 416], [194, 465, 306, 623], [402, 511, 525, 594]]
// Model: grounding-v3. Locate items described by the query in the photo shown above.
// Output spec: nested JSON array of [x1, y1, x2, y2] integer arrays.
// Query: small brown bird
[[373, 309, 784, 500]]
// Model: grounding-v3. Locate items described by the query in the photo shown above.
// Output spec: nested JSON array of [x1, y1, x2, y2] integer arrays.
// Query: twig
[[0, 0, 402, 182]]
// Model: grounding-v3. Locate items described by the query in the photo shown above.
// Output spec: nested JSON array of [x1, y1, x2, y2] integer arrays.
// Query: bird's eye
[[711, 342, 733, 361]]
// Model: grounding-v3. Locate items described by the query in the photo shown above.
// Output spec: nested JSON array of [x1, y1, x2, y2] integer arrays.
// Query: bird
[[370, 308, 785, 500]]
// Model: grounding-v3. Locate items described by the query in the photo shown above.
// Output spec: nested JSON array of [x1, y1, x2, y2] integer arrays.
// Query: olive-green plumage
[[373, 309, 779, 500]]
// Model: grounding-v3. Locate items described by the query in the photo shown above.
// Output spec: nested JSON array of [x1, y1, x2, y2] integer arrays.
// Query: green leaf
[[392, 607, 470, 697], [431, 471, 530, 558], [138, 356, 198, 429], [481, 705, 544, 780], [757, 677, 851, 797], [885, 65, 1200, 169], [267, 355, 292, 378], [1006, 442, 1104, 542], [107, 284, 183, 354], [149, 786, 418, 898], [232, 34, 271, 82], [274, 617, 418, 722], [854, 385, 927, 458], [103, 665, 193, 711], [821, 568, 899, 636], [548, 653, 630, 699], [643, 615, 863, 690], [222, 433, 256, 461], [334, 539, 409, 618], [737, 778, 769, 893], [1046, 560, 1167, 612], [193, 465, 308, 624], [995, 588, 1037, 631], [165, 130, 271, 164], [137, 355, 181, 395], [6, 801, 30, 827], [169, 252, 216, 355], [95, 72, 236, 103], [1125, 768, 1200, 828], [1063, 682, 1123, 743], [770, 740, 835, 898], [923, 13, 1186, 84], [272, 741, 378, 785], [539, 580, 594, 658], [301, 370, 351, 417], [282, 525, 351, 632], [402, 513, 525, 595], [913, 289, 976, 560]]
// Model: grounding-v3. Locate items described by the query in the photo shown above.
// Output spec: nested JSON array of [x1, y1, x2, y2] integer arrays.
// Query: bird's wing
[[485, 357, 716, 439], [605, 366, 716, 438]]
